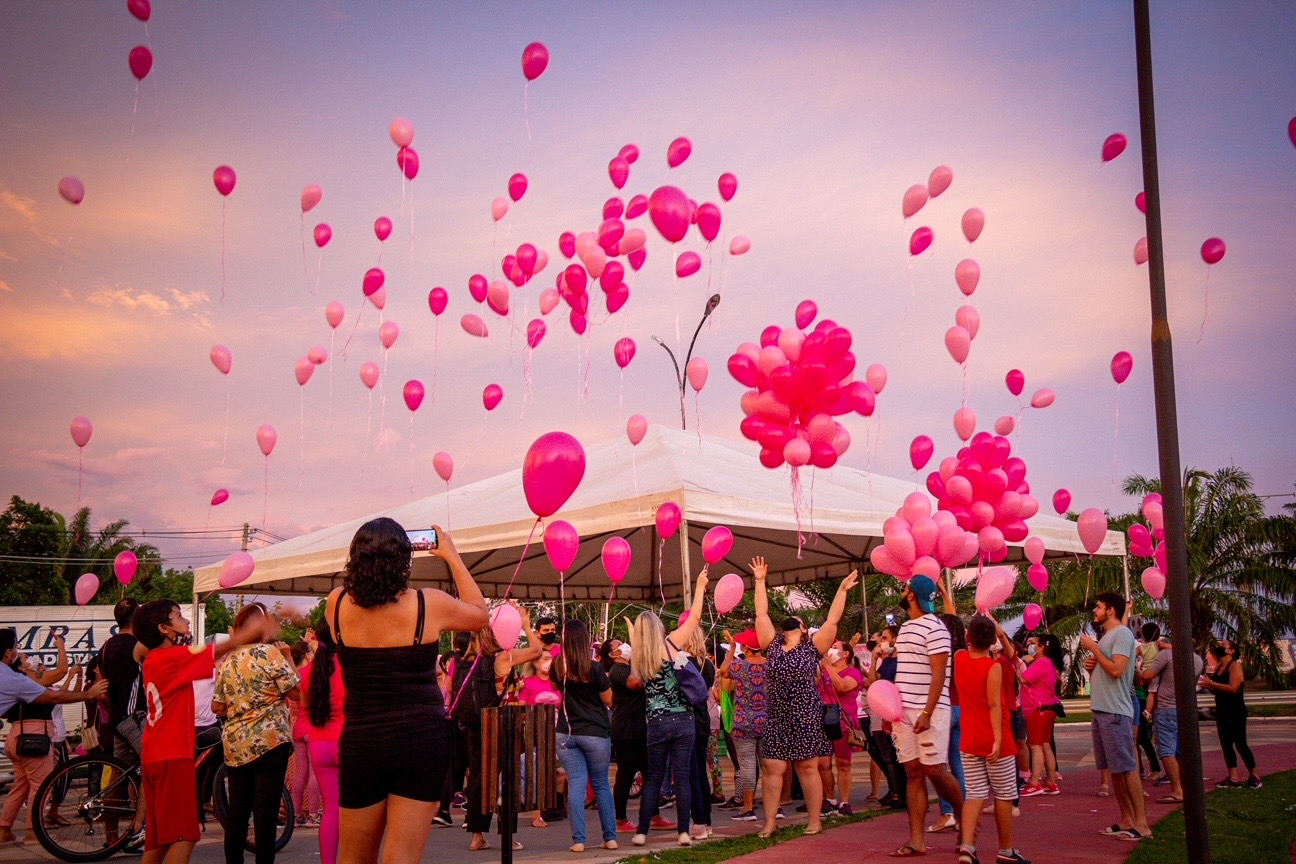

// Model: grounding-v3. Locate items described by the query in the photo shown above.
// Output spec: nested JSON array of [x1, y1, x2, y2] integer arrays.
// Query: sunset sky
[[2, 2, 1294, 581]]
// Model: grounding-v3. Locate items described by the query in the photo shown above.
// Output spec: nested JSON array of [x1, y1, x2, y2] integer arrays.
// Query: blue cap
[[908, 575, 939, 614]]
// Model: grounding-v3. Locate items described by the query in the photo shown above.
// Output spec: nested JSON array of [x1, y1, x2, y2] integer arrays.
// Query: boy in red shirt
[[131, 600, 276, 864], [953, 615, 1030, 864]]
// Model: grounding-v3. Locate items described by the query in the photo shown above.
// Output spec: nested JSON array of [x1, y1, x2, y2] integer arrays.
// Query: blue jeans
[[636, 712, 694, 835], [939, 706, 967, 816], [557, 734, 617, 845]]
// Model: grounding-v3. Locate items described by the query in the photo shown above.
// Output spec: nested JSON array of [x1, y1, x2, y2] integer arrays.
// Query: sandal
[[531, 816, 549, 828], [1097, 784, 1110, 797], [890, 845, 928, 857], [958, 846, 981, 864], [928, 813, 958, 833], [1156, 795, 1183, 804]]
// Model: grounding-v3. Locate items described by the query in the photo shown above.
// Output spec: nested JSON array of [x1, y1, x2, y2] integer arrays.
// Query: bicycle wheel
[[32, 754, 140, 863], [212, 763, 295, 852]]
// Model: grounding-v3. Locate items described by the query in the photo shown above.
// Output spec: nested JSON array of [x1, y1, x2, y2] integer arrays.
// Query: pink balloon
[[686, 358, 709, 392], [1030, 388, 1055, 409], [308, 345, 328, 366], [491, 603, 522, 652], [945, 326, 971, 364], [544, 520, 579, 571], [482, 384, 503, 411], [910, 435, 934, 471], [1141, 566, 1166, 600], [1101, 133, 1128, 162], [301, 184, 323, 213], [359, 362, 379, 390], [619, 227, 647, 254], [539, 288, 560, 315], [256, 424, 277, 457], [666, 137, 692, 168], [783, 437, 811, 467], [397, 146, 419, 180], [127, 0, 151, 22], [210, 488, 229, 507], [114, 551, 138, 586], [433, 451, 454, 483], [1051, 489, 1070, 515], [1289, 116, 1296, 148], [70, 416, 93, 449], [508, 173, 528, 203], [1023, 603, 1043, 631], [362, 267, 385, 297], [379, 320, 400, 349], [1111, 351, 1133, 384], [403, 380, 424, 412], [75, 572, 99, 606], [1027, 563, 1049, 593], [128, 45, 152, 80], [1143, 498, 1164, 532], [1134, 236, 1148, 265], [794, 300, 818, 330], [961, 208, 985, 243], [975, 566, 1015, 612], [625, 195, 648, 220], [626, 414, 648, 446], [521, 42, 549, 81], [865, 364, 888, 394], [649, 186, 690, 243], [58, 176, 85, 205], [956, 305, 980, 340], [602, 537, 632, 584], [718, 172, 738, 202], [909, 226, 933, 256], [311, 223, 332, 248], [389, 117, 414, 148], [867, 679, 903, 723], [209, 344, 232, 376], [491, 197, 509, 222], [294, 358, 314, 387], [212, 165, 236, 197], [1023, 535, 1045, 566], [656, 502, 682, 539], [613, 337, 636, 369], [525, 318, 546, 349], [953, 407, 976, 442], [373, 217, 393, 242], [460, 314, 488, 338], [219, 552, 255, 589], [522, 432, 586, 518], [1005, 369, 1025, 397], [1135, 192, 1147, 214], [1200, 237, 1226, 265], [1076, 507, 1108, 555], [1153, 542, 1167, 575], [902, 490, 932, 524], [955, 259, 980, 296], [927, 165, 953, 197], [487, 280, 510, 316], [676, 251, 702, 278], [322, 302, 344, 331], [695, 202, 722, 243], [713, 572, 745, 615], [901, 184, 928, 219], [424, 287, 448, 317], [729, 236, 751, 255], [368, 285, 387, 311], [701, 525, 733, 565], [994, 416, 1015, 436]]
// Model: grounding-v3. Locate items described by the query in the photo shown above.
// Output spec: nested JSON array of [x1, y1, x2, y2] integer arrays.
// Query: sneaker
[[124, 829, 146, 851], [677, 832, 692, 847], [821, 801, 838, 817], [1154, 775, 1170, 787], [1020, 784, 1046, 798], [730, 809, 758, 822], [795, 803, 809, 813], [1247, 777, 1263, 789], [775, 807, 786, 820], [432, 812, 453, 827], [996, 852, 1032, 864], [651, 816, 678, 831], [1214, 778, 1240, 788], [691, 826, 708, 841], [658, 794, 676, 809], [717, 796, 742, 811], [631, 833, 647, 846], [452, 792, 467, 810], [616, 820, 636, 833], [837, 802, 855, 817], [1043, 784, 1060, 795], [712, 791, 727, 804]]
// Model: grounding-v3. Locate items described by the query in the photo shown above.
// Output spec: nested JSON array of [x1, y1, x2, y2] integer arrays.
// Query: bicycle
[[31, 737, 293, 862]]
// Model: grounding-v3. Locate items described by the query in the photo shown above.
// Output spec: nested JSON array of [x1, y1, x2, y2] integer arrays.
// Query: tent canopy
[[193, 425, 1125, 605]]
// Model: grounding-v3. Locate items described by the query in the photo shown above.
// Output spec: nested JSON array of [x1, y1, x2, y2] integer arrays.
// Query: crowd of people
[[0, 516, 1268, 864]]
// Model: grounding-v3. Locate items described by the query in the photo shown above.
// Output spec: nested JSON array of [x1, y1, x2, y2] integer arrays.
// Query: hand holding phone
[[407, 528, 439, 552]]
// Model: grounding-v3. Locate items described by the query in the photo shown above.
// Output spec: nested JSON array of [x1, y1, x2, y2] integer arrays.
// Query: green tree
[[0, 496, 65, 604], [52, 506, 161, 607]]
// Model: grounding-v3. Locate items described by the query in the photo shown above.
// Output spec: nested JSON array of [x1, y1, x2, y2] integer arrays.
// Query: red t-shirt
[[141, 644, 215, 763], [954, 651, 1014, 758]]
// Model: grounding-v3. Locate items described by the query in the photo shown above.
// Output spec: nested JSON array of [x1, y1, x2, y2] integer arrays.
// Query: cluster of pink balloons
[[729, 301, 877, 470], [389, 117, 419, 180], [869, 492, 980, 582], [1127, 493, 1168, 599], [927, 432, 1040, 561]]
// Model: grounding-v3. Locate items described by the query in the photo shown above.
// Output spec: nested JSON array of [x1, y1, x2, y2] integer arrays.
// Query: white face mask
[[827, 648, 841, 663]]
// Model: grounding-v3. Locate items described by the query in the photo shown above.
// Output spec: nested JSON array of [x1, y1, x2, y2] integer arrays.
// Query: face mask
[[1027, 644, 1037, 656], [882, 644, 895, 655], [540, 633, 557, 646], [1211, 647, 1226, 659], [827, 649, 841, 663]]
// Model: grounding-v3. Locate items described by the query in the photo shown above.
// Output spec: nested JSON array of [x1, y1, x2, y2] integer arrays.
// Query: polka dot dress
[[762, 635, 832, 762]]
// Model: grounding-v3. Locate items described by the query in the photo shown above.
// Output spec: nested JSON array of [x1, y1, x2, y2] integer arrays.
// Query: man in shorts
[[1140, 637, 1203, 805], [890, 574, 964, 858], [1079, 592, 1151, 842]]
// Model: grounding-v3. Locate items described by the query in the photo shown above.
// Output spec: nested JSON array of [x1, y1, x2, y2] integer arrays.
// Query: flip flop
[[1156, 796, 1183, 804], [1099, 824, 1126, 836], [1116, 829, 1149, 841], [890, 845, 928, 857]]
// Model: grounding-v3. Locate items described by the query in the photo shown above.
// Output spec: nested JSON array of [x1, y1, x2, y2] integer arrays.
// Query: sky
[[1, 2, 1294, 586]]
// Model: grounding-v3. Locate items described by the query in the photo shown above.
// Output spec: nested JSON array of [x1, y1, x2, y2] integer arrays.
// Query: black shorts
[[339, 718, 450, 809]]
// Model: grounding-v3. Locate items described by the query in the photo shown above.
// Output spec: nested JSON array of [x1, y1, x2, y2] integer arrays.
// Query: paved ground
[[2, 717, 1293, 864]]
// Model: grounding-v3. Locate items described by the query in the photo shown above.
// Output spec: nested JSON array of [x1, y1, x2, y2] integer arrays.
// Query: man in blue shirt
[[0, 627, 108, 718], [1078, 594, 1150, 842]]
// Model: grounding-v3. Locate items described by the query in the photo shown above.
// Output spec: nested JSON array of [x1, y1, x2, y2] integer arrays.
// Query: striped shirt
[[895, 614, 951, 710]]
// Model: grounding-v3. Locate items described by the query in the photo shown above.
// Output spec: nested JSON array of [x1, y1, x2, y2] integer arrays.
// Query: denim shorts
[[1091, 710, 1136, 774], [1153, 707, 1180, 758]]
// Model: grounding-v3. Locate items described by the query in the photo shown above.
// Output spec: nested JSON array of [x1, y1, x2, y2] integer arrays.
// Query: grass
[[1126, 769, 1296, 864], [614, 807, 889, 864]]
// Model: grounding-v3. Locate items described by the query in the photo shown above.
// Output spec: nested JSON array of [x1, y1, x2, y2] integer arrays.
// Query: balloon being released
[[1141, 566, 1166, 600], [953, 408, 976, 442], [975, 566, 1015, 612], [491, 603, 522, 651], [729, 236, 751, 255], [544, 520, 579, 571], [1052, 489, 1071, 515], [301, 184, 322, 212], [114, 551, 138, 586], [379, 320, 400, 349], [656, 502, 682, 539], [910, 435, 934, 471], [602, 537, 631, 584], [1101, 133, 1128, 162], [714, 573, 744, 615], [374, 218, 393, 242], [1030, 389, 1055, 409], [359, 362, 379, 389], [666, 137, 692, 168], [627, 414, 647, 445], [648, 186, 690, 243], [1023, 603, 1044, 631], [433, 452, 454, 483], [961, 208, 985, 243], [522, 432, 586, 518], [256, 425, 277, 457], [955, 259, 980, 296], [461, 315, 489, 338], [58, 176, 85, 205], [1134, 236, 1148, 265], [1111, 351, 1133, 384], [314, 223, 332, 248], [75, 573, 99, 606], [210, 345, 232, 375], [522, 42, 549, 81], [1077, 508, 1108, 555], [614, 337, 636, 369], [219, 551, 255, 589], [294, 358, 314, 387], [701, 525, 733, 564], [901, 185, 928, 218], [1005, 369, 1025, 397], [128, 45, 152, 80], [482, 384, 503, 411], [909, 226, 933, 256], [211, 489, 230, 507], [927, 165, 953, 197], [403, 380, 425, 412], [508, 173, 528, 203], [127, 0, 151, 22], [1200, 237, 1226, 265], [213, 165, 236, 197], [70, 416, 93, 449], [718, 173, 738, 202], [389, 117, 414, 148], [676, 251, 701, 277], [325, 302, 345, 329], [1027, 564, 1049, 593], [866, 364, 888, 394]]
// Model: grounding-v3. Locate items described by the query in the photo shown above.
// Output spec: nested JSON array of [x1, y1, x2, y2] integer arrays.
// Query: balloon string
[[1198, 272, 1210, 344], [77, 448, 84, 504], [444, 480, 452, 531], [126, 83, 139, 174], [361, 389, 373, 483], [432, 321, 440, 406], [221, 382, 230, 466], [379, 346, 388, 436], [341, 302, 365, 359], [809, 469, 818, 545], [262, 456, 269, 528], [299, 387, 305, 490], [54, 211, 77, 292], [693, 391, 701, 447], [409, 414, 416, 496], [657, 537, 667, 612], [524, 81, 533, 153], [1111, 384, 1122, 491], [301, 213, 310, 292], [791, 466, 805, 559], [377, 240, 385, 266], [314, 250, 323, 295], [220, 200, 228, 303]]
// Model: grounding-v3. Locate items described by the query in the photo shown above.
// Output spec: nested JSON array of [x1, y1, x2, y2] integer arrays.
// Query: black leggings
[[438, 722, 470, 818], [1136, 697, 1160, 773], [223, 742, 292, 864], [464, 727, 517, 835], [612, 738, 647, 821], [689, 728, 712, 827], [871, 730, 907, 799], [1216, 713, 1256, 772]]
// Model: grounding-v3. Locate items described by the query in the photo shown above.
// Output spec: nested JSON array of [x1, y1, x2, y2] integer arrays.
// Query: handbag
[[665, 639, 710, 707], [819, 673, 842, 741], [79, 721, 100, 751], [15, 704, 52, 757]]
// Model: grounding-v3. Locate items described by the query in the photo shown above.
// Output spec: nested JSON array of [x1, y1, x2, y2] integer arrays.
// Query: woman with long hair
[[1200, 638, 1262, 788], [629, 570, 710, 848], [1020, 633, 1064, 796], [753, 557, 859, 839], [213, 602, 300, 864], [301, 624, 344, 864], [325, 519, 488, 864], [288, 640, 320, 829], [552, 620, 617, 852]]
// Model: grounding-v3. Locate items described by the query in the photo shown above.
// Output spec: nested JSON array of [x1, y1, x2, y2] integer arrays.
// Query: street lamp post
[[653, 293, 721, 429]]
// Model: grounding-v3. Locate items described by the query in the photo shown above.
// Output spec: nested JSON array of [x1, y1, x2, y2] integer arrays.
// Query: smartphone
[[406, 528, 439, 552]]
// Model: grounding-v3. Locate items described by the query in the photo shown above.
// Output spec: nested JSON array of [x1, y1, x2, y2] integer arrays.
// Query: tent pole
[[679, 516, 692, 604], [861, 570, 869, 639]]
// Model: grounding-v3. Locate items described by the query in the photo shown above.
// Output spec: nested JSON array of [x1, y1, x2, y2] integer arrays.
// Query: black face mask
[[1211, 646, 1227, 659], [540, 633, 557, 646]]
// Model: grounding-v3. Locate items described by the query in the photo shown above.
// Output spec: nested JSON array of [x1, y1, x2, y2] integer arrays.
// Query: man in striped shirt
[[889, 574, 964, 858]]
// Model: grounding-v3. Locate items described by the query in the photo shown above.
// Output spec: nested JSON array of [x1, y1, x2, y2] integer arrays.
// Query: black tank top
[[1211, 660, 1245, 717], [333, 589, 446, 734]]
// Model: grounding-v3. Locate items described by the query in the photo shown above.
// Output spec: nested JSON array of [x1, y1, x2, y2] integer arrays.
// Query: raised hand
[[750, 556, 768, 580]]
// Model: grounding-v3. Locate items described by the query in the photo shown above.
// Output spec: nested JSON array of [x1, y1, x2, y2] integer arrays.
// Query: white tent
[[193, 425, 1124, 605]]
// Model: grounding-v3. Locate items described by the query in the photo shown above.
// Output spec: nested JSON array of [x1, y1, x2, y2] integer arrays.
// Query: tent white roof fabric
[[193, 425, 1125, 604]]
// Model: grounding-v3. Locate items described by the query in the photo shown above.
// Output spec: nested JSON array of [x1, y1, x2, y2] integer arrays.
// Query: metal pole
[[679, 516, 692, 604], [1132, 3, 1209, 860], [501, 706, 516, 864]]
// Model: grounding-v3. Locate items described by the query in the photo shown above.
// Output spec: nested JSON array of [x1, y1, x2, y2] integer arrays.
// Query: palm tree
[[52, 506, 161, 605]]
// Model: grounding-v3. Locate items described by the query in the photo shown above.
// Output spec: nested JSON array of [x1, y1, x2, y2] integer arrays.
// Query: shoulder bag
[[15, 703, 52, 758], [819, 673, 843, 741], [665, 638, 710, 707]]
